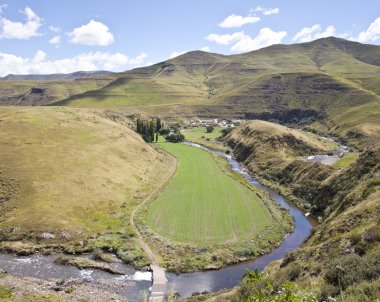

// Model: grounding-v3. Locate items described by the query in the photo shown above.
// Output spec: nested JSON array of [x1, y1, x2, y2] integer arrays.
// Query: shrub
[[237, 269, 317, 302], [221, 127, 233, 136], [206, 125, 214, 133], [165, 133, 185, 143], [337, 278, 380, 302], [324, 248, 380, 294]]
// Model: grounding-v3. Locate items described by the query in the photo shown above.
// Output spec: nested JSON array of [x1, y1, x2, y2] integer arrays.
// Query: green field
[[146, 142, 273, 244], [182, 127, 228, 151]]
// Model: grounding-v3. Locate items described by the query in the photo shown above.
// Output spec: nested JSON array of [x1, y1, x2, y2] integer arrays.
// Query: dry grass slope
[[0, 107, 172, 241]]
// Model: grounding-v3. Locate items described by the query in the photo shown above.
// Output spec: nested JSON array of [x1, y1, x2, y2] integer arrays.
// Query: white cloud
[[169, 50, 187, 59], [0, 6, 42, 39], [293, 24, 336, 42], [0, 51, 149, 76], [205, 32, 245, 45], [128, 52, 148, 66], [354, 17, 380, 43], [200, 46, 210, 52], [230, 28, 287, 52], [254, 6, 280, 15], [219, 14, 260, 28], [68, 20, 114, 46], [0, 3, 7, 14], [49, 35, 61, 45], [49, 25, 60, 33], [207, 28, 286, 53]]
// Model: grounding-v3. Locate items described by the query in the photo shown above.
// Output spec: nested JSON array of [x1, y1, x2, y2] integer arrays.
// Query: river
[[0, 142, 314, 301]]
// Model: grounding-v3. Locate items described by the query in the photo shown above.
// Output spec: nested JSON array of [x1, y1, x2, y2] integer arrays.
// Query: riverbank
[[137, 141, 293, 273], [0, 140, 314, 301]]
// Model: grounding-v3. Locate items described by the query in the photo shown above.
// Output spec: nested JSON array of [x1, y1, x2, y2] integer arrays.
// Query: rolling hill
[[0, 37, 379, 144], [0, 70, 113, 81], [0, 107, 173, 261], [50, 37, 380, 147]]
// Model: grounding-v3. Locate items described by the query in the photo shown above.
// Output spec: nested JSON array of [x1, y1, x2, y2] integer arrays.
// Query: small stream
[[0, 142, 314, 301]]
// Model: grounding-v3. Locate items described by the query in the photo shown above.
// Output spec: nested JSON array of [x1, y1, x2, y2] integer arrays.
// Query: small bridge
[[149, 264, 167, 302]]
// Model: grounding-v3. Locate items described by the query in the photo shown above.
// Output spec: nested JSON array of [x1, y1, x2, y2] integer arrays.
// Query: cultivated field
[[146, 142, 274, 244]]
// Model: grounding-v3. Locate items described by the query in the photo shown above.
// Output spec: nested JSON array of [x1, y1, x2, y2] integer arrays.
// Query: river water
[[0, 142, 314, 301]]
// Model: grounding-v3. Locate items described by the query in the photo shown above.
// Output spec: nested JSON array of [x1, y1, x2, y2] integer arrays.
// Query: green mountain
[[51, 37, 380, 147], [1, 37, 379, 145]]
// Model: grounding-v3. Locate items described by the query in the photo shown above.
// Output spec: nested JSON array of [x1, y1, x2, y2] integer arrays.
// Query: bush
[[221, 127, 233, 136], [324, 254, 365, 290], [337, 278, 380, 302], [206, 125, 214, 133], [237, 269, 317, 302], [165, 133, 185, 143], [159, 127, 171, 135], [324, 248, 380, 294], [283, 263, 302, 281]]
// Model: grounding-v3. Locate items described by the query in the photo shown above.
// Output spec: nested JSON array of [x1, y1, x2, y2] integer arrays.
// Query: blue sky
[[0, 0, 379, 75]]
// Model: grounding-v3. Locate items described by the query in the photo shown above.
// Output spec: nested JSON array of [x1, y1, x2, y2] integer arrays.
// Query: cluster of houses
[[186, 118, 245, 128]]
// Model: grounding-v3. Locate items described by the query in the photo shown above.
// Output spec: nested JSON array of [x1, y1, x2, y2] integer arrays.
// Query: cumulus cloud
[[207, 29, 286, 53], [231, 28, 287, 52], [219, 14, 260, 28], [49, 25, 60, 33], [205, 32, 245, 45], [254, 6, 280, 16], [0, 6, 42, 39], [169, 50, 187, 59], [0, 51, 148, 76], [200, 46, 210, 52], [293, 24, 336, 42], [49, 35, 61, 45], [128, 52, 148, 65], [68, 20, 114, 46], [354, 17, 380, 43]]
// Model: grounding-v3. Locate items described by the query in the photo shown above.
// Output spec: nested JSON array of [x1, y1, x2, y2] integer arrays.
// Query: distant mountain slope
[[0, 70, 113, 81], [0, 74, 117, 106], [51, 37, 380, 147]]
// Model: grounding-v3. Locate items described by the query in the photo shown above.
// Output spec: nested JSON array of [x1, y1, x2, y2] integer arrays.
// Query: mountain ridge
[[0, 70, 113, 81]]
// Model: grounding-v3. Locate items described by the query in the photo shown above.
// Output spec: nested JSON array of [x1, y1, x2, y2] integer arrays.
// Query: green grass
[[183, 127, 228, 151], [146, 142, 273, 244], [184, 127, 223, 139], [0, 286, 12, 299], [334, 153, 360, 168]]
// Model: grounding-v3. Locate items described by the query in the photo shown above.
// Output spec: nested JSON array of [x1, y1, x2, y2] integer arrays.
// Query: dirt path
[[129, 149, 178, 301]]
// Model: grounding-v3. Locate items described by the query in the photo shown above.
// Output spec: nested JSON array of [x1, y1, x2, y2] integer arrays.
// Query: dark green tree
[[206, 125, 214, 133]]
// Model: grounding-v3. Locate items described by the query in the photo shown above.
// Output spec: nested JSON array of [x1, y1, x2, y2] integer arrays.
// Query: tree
[[165, 133, 185, 143], [206, 125, 214, 133], [156, 118, 162, 132], [159, 127, 171, 135], [155, 132, 159, 142]]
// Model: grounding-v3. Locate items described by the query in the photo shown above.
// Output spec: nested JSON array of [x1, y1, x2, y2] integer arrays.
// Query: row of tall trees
[[136, 117, 162, 143]]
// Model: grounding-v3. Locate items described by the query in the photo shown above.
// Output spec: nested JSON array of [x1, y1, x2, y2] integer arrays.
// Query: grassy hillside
[[225, 120, 348, 212], [146, 142, 272, 244], [212, 120, 380, 302], [0, 107, 172, 264], [47, 38, 380, 147], [0, 75, 115, 105]]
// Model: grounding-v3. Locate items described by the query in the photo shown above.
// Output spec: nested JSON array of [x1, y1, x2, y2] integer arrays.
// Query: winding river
[[0, 142, 314, 301]]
